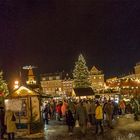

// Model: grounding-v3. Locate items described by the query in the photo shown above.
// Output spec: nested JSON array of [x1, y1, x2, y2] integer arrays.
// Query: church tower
[[26, 67, 36, 85]]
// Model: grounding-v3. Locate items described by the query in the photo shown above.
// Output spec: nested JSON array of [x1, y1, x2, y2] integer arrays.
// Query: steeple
[[26, 67, 36, 85]]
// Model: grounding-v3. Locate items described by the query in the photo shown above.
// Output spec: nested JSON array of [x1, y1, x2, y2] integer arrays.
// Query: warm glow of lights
[[4, 99, 9, 103], [14, 80, 19, 89], [15, 81, 19, 84], [14, 85, 19, 89], [26, 80, 36, 84], [18, 86, 32, 93]]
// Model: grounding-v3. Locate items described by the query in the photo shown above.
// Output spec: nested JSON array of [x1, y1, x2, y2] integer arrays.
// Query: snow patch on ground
[[16, 132, 44, 138], [111, 115, 140, 140], [116, 116, 140, 131]]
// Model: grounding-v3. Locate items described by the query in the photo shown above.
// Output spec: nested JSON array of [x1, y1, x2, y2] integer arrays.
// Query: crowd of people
[[0, 96, 139, 139], [42, 97, 138, 136]]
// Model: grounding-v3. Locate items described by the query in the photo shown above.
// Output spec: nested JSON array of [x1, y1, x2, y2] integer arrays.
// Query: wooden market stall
[[5, 86, 42, 134], [73, 87, 95, 99]]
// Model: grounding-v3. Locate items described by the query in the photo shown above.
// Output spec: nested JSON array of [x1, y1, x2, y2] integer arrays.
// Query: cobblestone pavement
[[6, 115, 140, 140], [44, 120, 140, 140]]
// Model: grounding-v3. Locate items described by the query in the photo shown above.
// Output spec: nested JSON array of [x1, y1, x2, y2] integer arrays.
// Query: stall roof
[[6, 86, 39, 98], [73, 87, 94, 96]]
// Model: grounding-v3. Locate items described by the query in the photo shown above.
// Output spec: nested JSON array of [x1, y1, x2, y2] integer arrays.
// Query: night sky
[[0, 0, 140, 85]]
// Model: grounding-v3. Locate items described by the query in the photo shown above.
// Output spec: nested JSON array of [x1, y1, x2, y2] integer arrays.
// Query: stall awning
[[6, 86, 39, 98], [73, 87, 94, 97]]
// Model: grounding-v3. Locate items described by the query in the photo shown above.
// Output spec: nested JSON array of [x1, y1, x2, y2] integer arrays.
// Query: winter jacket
[[56, 105, 61, 114], [85, 103, 92, 115], [119, 101, 126, 109], [0, 107, 5, 132], [43, 106, 49, 119], [66, 110, 75, 126], [104, 102, 114, 115], [76, 104, 88, 125], [95, 105, 103, 120], [61, 102, 68, 116], [68, 102, 76, 114], [4, 110, 16, 133], [90, 102, 96, 114]]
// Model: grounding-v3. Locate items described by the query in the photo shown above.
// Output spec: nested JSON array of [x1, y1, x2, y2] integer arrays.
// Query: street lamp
[[14, 80, 19, 89]]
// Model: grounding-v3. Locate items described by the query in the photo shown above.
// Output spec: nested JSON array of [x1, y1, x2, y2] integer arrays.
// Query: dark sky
[[0, 0, 140, 84]]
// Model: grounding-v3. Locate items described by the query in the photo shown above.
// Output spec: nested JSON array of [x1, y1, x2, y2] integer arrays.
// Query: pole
[[27, 97, 31, 134], [19, 67, 22, 85], [29, 96, 32, 134], [18, 98, 21, 129]]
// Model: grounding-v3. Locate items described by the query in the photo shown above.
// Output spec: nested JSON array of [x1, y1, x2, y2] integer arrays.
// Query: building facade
[[90, 66, 105, 90], [40, 72, 74, 96], [62, 74, 73, 96], [134, 62, 140, 79], [105, 63, 140, 94], [40, 73, 62, 96]]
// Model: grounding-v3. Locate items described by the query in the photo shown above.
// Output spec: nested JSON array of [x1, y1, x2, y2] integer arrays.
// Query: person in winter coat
[[61, 100, 68, 117], [43, 104, 49, 125], [95, 101, 103, 135], [119, 100, 126, 115], [61, 100, 68, 123], [65, 107, 75, 135], [76, 101, 88, 136], [85, 101, 92, 125], [0, 106, 5, 139], [90, 100, 96, 125], [68, 100, 76, 115], [56, 102, 62, 121], [4, 109, 16, 140], [104, 100, 114, 129]]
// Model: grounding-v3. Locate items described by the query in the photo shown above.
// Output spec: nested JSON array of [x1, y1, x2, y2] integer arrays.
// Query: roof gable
[[90, 66, 101, 74], [6, 86, 39, 98]]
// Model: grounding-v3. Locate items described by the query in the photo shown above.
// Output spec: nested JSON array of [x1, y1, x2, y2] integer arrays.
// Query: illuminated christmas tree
[[73, 54, 91, 88], [0, 71, 9, 97]]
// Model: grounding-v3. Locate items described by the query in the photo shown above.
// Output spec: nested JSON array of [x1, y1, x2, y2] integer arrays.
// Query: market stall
[[73, 87, 94, 99], [5, 86, 42, 134]]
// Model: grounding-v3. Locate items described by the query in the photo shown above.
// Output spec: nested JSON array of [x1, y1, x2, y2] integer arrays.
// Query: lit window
[[56, 76, 60, 80], [49, 77, 53, 80], [42, 77, 46, 80]]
